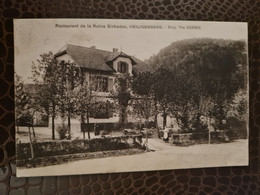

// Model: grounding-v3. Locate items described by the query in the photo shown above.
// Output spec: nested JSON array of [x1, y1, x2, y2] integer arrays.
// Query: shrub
[[227, 117, 247, 139], [57, 123, 69, 140], [16, 135, 143, 160]]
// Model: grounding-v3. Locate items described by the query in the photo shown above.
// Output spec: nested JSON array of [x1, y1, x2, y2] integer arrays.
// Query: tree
[[15, 74, 30, 133], [226, 89, 247, 121], [55, 60, 81, 139], [131, 71, 157, 128], [75, 81, 96, 139], [32, 53, 82, 140], [32, 52, 60, 140], [132, 68, 194, 131], [112, 74, 132, 127], [146, 38, 247, 132], [15, 74, 36, 158], [152, 68, 176, 129], [131, 98, 155, 128]]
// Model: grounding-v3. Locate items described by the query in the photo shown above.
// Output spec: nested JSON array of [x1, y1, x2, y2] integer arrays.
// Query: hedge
[[172, 131, 228, 146], [16, 135, 143, 160]]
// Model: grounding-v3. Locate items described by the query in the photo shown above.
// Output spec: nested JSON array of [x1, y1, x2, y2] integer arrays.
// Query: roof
[[131, 56, 152, 73], [55, 44, 143, 72]]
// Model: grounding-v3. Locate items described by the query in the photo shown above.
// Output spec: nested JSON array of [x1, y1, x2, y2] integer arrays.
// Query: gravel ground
[[17, 138, 248, 177]]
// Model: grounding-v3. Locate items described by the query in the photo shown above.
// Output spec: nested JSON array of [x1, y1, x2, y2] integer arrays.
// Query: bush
[[16, 135, 143, 160], [227, 116, 247, 139], [190, 132, 208, 141], [57, 123, 69, 140]]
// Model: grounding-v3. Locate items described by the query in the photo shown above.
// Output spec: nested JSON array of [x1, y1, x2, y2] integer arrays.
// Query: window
[[90, 75, 108, 92], [118, 61, 128, 73]]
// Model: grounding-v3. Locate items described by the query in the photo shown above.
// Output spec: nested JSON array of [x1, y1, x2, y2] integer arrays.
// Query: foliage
[[226, 89, 247, 121], [32, 53, 83, 139], [16, 135, 143, 160], [56, 123, 70, 140], [131, 71, 157, 127], [55, 60, 82, 139], [144, 38, 247, 132], [91, 101, 114, 118], [226, 116, 247, 139], [74, 81, 96, 139], [15, 74, 31, 126], [131, 71, 154, 96], [130, 98, 155, 125], [31, 52, 60, 139], [15, 73, 37, 158], [112, 74, 133, 125]]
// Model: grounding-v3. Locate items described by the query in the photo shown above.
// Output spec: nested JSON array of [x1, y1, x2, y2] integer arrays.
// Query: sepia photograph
[[14, 19, 248, 177]]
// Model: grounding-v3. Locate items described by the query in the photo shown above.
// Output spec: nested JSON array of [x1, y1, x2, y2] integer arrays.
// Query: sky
[[14, 19, 248, 83]]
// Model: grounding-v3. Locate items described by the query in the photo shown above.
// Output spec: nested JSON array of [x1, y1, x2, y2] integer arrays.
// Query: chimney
[[113, 48, 119, 53], [90, 46, 96, 49]]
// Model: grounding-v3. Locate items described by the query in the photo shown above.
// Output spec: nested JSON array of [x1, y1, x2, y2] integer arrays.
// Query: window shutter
[[108, 78, 113, 92], [118, 61, 121, 72], [124, 63, 128, 73]]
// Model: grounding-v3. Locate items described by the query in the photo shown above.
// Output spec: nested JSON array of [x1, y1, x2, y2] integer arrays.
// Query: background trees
[[15, 74, 37, 158], [15, 74, 31, 133], [143, 38, 247, 133]]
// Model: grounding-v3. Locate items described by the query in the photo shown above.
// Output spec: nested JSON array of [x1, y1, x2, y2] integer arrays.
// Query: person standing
[[163, 128, 169, 143], [94, 123, 100, 136], [221, 119, 229, 142]]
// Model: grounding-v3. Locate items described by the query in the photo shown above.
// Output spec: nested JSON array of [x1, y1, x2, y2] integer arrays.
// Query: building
[[54, 44, 148, 127]]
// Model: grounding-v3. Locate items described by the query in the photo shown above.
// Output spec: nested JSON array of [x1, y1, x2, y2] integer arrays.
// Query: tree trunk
[[154, 113, 160, 138], [119, 104, 128, 128], [28, 126, 34, 159], [145, 118, 149, 128], [163, 112, 167, 129], [32, 112, 36, 138], [52, 101, 55, 140], [154, 99, 160, 138], [32, 126, 36, 138], [68, 111, 71, 140], [208, 117, 211, 144], [154, 114, 158, 129], [81, 115, 86, 140], [83, 130, 86, 139], [86, 111, 90, 139]]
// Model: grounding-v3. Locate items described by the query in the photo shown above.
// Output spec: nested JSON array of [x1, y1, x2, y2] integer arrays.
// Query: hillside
[[146, 38, 247, 73]]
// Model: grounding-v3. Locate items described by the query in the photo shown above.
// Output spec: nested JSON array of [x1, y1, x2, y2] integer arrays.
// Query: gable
[[55, 44, 147, 73]]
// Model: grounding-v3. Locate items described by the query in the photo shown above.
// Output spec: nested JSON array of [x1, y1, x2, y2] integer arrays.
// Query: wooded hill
[[133, 38, 247, 133]]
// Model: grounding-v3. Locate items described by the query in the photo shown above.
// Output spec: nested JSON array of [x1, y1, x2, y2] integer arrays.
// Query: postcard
[[14, 19, 248, 177]]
